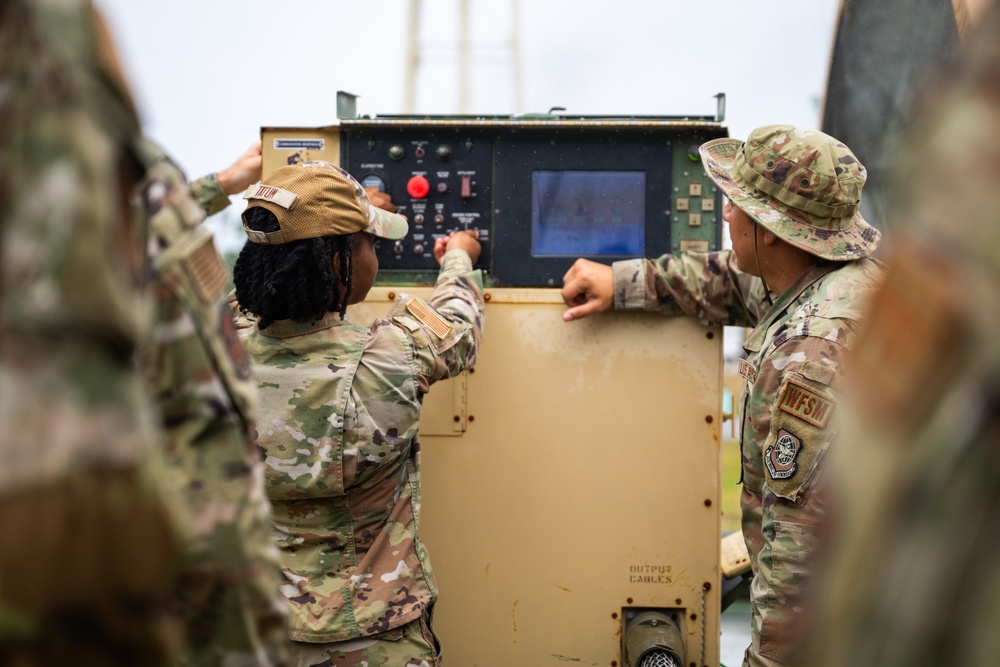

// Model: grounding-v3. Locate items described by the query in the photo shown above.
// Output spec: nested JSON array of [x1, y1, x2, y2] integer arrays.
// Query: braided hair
[[233, 206, 354, 329]]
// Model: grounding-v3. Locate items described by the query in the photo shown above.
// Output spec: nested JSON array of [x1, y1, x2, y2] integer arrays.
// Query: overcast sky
[[95, 0, 841, 180]]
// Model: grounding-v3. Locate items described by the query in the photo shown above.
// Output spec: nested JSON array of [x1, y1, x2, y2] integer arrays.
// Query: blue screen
[[531, 170, 646, 257]]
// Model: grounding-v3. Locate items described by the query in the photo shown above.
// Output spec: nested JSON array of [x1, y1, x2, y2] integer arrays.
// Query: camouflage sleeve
[[189, 172, 232, 216], [749, 334, 845, 664], [386, 248, 484, 390], [612, 249, 763, 326]]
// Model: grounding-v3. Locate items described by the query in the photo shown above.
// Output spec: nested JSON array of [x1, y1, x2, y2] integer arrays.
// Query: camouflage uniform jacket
[[0, 0, 156, 496], [0, 1, 176, 659], [614, 249, 883, 666], [811, 4, 1000, 664], [138, 143, 289, 666], [241, 250, 484, 643]]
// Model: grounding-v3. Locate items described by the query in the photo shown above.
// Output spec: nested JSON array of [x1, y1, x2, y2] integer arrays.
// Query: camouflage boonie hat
[[700, 125, 880, 260], [242, 161, 408, 244]]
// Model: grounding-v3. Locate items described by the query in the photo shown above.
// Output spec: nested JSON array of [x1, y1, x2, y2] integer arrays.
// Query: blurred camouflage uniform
[[242, 248, 483, 665], [808, 2, 1000, 665], [0, 1, 180, 664], [1, 1, 287, 664], [613, 126, 883, 666], [137, 142, 289, 666]]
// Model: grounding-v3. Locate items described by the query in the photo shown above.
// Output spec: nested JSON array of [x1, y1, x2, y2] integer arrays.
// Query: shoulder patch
[[765, 428, 802, 480], [778, 378, 835, 428], [405, 298, 452, 339], [184, 234, 229, 302]]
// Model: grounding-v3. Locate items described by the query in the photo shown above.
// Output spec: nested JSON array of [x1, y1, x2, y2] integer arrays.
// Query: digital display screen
[[531, 170, 646, 256]]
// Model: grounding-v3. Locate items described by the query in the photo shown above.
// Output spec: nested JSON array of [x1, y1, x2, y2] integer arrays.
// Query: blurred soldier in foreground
[[562, 126, 884, 666], [808, 1, 1000, 665], [1, 2, 288, 664], [139, 138, 290, 666], [0, 1, 179, 664]]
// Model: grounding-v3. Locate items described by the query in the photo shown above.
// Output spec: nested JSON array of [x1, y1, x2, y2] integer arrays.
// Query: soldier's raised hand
[[434, 230, 481, 265], [216, 140, 263, 195], [365, 187, 396, 213]]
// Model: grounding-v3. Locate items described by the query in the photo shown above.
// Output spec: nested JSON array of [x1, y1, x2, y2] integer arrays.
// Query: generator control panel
[[264, 104, 727, 287]]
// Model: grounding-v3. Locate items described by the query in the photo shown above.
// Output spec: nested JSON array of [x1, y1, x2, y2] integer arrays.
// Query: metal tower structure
[[403, 0, 523, 114]]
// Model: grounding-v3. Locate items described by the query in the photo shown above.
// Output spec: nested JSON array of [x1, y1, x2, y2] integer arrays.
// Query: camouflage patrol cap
[[700, 125, 880, 260], [241, 161, 408, 244]]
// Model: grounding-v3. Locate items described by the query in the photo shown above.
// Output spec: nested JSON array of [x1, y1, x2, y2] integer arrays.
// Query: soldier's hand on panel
[[561, 258, 613, 321], [365, 187, 396, 213], [216, 140, 263, 195], [435, 230, 481, 265]]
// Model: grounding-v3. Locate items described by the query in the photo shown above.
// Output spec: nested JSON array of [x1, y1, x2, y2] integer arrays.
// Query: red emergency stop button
[[406, 175, 430, 199]]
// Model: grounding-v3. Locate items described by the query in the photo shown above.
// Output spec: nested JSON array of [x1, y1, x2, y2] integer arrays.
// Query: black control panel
[[340, 117, 728, 287], [344, 129, 493, 283]]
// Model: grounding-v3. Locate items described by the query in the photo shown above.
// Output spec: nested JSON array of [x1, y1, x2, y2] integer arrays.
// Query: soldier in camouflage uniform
[[562, 125, 884, 667], [138, 137, 290, 667], [232, 161, 484, 667], [0, 1, 180, 664], [2, 1, 288, 664], [808, 2, 1000, 665]]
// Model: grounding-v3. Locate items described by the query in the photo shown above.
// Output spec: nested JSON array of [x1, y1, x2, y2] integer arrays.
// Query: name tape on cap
[[243, 183, 298, 209]]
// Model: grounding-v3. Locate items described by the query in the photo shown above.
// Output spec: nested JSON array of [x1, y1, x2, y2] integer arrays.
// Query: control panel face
[[341, 122, 726, 286], [343, 131, 493, 280]]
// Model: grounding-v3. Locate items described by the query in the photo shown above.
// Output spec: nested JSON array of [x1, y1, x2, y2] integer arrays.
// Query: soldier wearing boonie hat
[[561, 126, 885, 667], [700, 125, 880, 297], [233, 160, 485, 666]]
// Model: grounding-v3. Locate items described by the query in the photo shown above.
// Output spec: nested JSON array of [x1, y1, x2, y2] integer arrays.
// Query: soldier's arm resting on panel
[[563, 249, 758, 326]]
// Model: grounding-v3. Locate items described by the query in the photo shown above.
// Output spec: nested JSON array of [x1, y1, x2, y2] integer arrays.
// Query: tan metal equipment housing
[[262, 112, 726, 666]]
